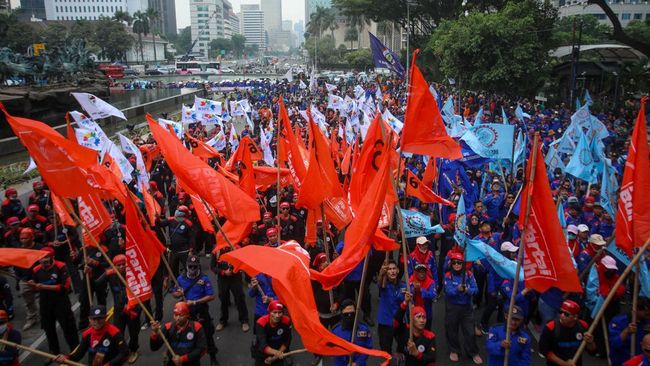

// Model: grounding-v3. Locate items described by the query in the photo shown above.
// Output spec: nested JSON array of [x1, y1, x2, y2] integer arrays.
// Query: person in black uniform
[[55, 305, 128, 366], [157, 206, 195, 277], [78, 244, 109, 330], [96, 254, 141, 364], [252, 300, 292, 366], [150, 301, 207, 366], [30, 246, 79, 355], [0, 310, 20, 366], [213, 246, 250, 332], [539, 300, 596, 366], [393, 296, 437, 366]]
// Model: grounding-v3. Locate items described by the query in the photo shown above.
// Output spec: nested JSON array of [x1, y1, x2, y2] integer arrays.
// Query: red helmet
[[113, 254, 127, 265], [0, 310, 8, 321], [173, 302, 190, 316], [263, 212, 273, 219], [149, 181, 158, 190], [411, 306, 426, 318], [177, 192, 188, 200], [267, 300, 284, 312], [560, 300, 580, 316], [266, 227, 278, 236], [6, 217, 19, 226], [19, 228, 34, 239], [32, 181, 43, 189], [4, 188, 17, 197], [27, 204, 40, 213], [280, 202, 290, 209], [449, 252, 464, 261], [40, 246, 55, 257], [312, 253, 328, 267], [176, 205, 190, 215]]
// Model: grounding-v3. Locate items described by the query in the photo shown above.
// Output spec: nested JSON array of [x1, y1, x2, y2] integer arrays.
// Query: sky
[[176, 0, 305, 30]]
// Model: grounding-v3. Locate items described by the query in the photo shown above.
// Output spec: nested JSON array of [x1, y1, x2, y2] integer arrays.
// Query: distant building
[[554, 0, 650, 27], [240, 4, 265, 50], [223, 0, 240, 38], [44, 0, 148, 21], [0, 0, 10, 14], [190, 0, 224, 59], [261, 0, 282, 33], [18, 0, 45, 20], [124, 27, 169, 63], [148, 0, 177, 36], [304, 0, 331, 26], [294, 20, 305, 44]]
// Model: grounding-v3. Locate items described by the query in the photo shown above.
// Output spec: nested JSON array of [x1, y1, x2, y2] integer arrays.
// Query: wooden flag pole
[[319, 203, 335, 309], [504, 132, 540, 366], [276, 116, 282, 246], [631, 261, 640, 357], [348, 252, 371, 366], [0, 339, 85, 366], [63, 199, 177, 358], [572, 237, 650, 363]]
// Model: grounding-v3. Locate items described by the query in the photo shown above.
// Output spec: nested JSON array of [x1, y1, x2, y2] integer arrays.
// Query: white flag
[[71, 92, 126, 120], [23, 157, 37, 175], [228, 124, 239, 151], [229, 101, 245, 117], [182, 105, 197, 124], [327, 94, 346, 110], [158, 118, 183, 139], [69, 110, 110, 152], [75, 128, 104, 151], [382, 109, 404, 134], [207, 131, 227, 151], [284, 69, 293, 82], [325, 83, 337, 92], [238, 99, 251, 113], [118, 133, 149, 187], [259, 129, 275, 166], [105, 141, 134, 184], [299, 80, 307, 89]]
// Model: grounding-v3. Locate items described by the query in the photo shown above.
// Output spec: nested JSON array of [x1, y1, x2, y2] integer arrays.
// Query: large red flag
[[177, 179, 215, 234], [616, 96, 650, 256], [311, 141, 392, 289], [400, 50, 462, 159], [405, 170, 455, 206], [422, 158, 437, 188], [186, 133, 222, 160], [2, 104, 126, 200], [147, 115, 259, 224], [78, 193, 113, 246], [222, 242, 390, 365], [229, 136, 257, 199], [0, 248, 48, 268], [213, 221, 252, 252], [518, 135, 581, 293], [253, 166, 293, 190], [51, 193, 77, 227], [277, 99, 308, 191], [225, 136, 263, 170], [124, 195, 166, 308]]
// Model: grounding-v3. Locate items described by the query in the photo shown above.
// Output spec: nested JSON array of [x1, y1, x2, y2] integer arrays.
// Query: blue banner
[[368, 32, 405, 78], [465, 239, 523, 281], [468, 123, 516, 160], [401, 209, 444, 238]]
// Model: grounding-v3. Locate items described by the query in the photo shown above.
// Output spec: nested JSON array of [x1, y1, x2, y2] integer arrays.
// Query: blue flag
[[545, 144, 566, 175], [468, 123, 516, 160], [584, 89, 593, 106], [513, 130, 526, 173], [368, 31, 405, 78], [465, 239, 523, 281], [501, 107, 508, 124], [473, 107, 483, 126], [565, 130, 596, 183], [454, 195, 467, 246], [600, 162, 618, 218], [401, 209, 444, 238], [585, 266, 604, 318]]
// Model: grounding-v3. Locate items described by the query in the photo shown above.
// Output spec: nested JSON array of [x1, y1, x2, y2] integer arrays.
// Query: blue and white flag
[[182, 105, 197, 124], [72, 92, 126, 120], [354, 85, 365, 100], [465, 239, 523, 281], [75, 128, 104, 151], [401, 209, 444, 239], [383, 109, 404, 134], [453, 195, 467, 246], [584, 89, 593, 106], [442, 96, 455, 117], [515, 104, 530, 121], [368, 31, 405, 78], [571, 104, 592, 130], [460, 129, 491, 157], [473, 107, 483, 126], [513, 131, 527, 172], [118, 133, 148, 187], [501, 107, 508, 124], [587, 115, 610, 141], [545, 144, 565, 174], [467, 123, 515, 160], [600, 162, 618, 218], [550, 131, 577, 155], [585, 266, 604, 318], [565, 130, 596, 183], [327, 94, 346, 111], [159, 118, 183, 139]]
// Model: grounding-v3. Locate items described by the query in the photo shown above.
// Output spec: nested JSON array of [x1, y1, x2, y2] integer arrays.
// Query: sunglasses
[[451, 260, 464, 265], [281, 208, 289, 210], [559, 311, 573, 317]]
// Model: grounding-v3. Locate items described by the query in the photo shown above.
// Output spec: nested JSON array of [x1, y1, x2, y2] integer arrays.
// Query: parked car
[[123, 68, 140, 76], [145, 69, 163, 75], [220, 67, 235, 74]]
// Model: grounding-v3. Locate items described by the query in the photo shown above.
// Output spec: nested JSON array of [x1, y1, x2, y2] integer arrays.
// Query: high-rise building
[[18, 0, 45, 20], [0, 0, 10, 14], [147, 0, 177, 36], [240, 4, 265, 50], [190, 0, 224, 59], [304, 0, 331, 26], [223, 0, 240, 39], [294, 20, 305, 44], [261, 0, 282, 33], [44, 0, 147, 21], [554, 0, 650, 27]]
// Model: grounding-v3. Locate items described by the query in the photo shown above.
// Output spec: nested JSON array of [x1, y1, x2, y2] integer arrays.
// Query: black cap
[[340, 298, 356, 310], [89, 305, 107, 319], [414, 263, 427, 271], [187, 255, 200, 265]]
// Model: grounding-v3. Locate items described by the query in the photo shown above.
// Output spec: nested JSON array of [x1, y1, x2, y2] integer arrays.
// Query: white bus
[[175, 61, 221, 75]]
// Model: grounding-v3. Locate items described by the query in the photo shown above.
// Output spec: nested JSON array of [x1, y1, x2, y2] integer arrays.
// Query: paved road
[[9, 254, 611, 366]]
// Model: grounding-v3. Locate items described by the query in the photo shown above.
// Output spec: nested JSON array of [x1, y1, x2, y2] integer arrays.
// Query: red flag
[[222, 242, 390, 364], [253, 166, 293, 190], [518, 135, 581, 293], [213, 221, 252, 253], [186, 133, 222, 160], [51, 193, 77, 227], [422, 158, 437, 188], [141, 183, 161, 226], [147, 115, 259, 224], [177, 179, 215, 234], [616, 96, 650, 256], [78, 192, 113, 246], [278, 99, 308, 192], [65, 113, 76, 143], [139, 144, 161, 172], [124, 196, 166, 308], [349, 114, 387, 211], [311, 141, 392, 289], [0, 248, 48, 268], [229, 136, 257, 199], [405, 170, 455, 206], [225, 136, 263, 170], [2, 104, 124, 200], [400, 50, 462, 159]]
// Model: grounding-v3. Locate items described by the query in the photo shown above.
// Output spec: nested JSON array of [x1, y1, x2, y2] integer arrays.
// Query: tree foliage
[[93, 18, 134, 62], [429, 0, 556, 95], [0, 12, 39, 52], [552, 15, 612, 46], [231, 34, 246, 58], [209, 38, 232, 57], [344, 48, 373, 69], [304, 34, 338, 64], [587, 0, 650, 57]]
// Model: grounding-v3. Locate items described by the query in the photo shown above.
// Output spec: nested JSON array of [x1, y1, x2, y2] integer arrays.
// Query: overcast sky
[[176, 0, 305, 30]]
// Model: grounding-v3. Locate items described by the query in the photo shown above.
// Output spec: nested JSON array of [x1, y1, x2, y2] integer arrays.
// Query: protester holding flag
[[393, 298, 437, 366], [608, 297, 650, 366], [486, 305, 531, 366], [252, 300, 292, 366], [539, 300, 596, 366], [78, 243, 110, 330], [331, 299, 372, 366], [248, 274, 277, 322], [157, 207, 196, 277], [150, 301, 207, 366], [212, 247, 250, 333]]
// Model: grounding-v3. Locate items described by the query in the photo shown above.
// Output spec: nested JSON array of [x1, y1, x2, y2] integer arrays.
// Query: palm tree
[[112, 9, 132, 26], [145, 7, 160, 64], [306, 6, 334, 39], [344, 26, 358, 49], [132, 11, 149, 63]]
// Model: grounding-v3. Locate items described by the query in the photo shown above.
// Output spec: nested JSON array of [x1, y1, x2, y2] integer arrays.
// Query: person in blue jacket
[[486, 305, 531, 366], [409, 264, 436, 329], [377, 260, 406, 353], [248, 274, 277, 322], [331, 299, 372, 366], [609, 297, 650, 366]]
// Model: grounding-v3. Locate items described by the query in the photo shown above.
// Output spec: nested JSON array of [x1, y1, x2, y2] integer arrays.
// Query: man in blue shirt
[[331, 299, 372, 366], [377, 260, 406, 353], [486, 305, 531, 366]]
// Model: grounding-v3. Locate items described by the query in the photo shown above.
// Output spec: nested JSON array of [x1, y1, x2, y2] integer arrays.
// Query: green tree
[[429, 0, 556, 95], [94, 18, 134, 62], [552, 15, 611, 46], [209, 38, 232, 57], [0, 12, 39, 52], [306, 6, 335, 38], [625, 20, 650, 46], [132, 11, 150, 63], [231, 34, 246, 58], [344, 48, 373, 69], [145, 8, 160, 63], [172, 26, 193, 57], [41, 23, 69, 51], [112, 9, 132, 25], [344, 27, 358, 49], [304, 34, 337, 64]]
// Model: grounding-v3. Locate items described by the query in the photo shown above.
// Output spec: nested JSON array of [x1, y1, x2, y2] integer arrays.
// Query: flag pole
[[572, 238, 650, 363], [62, 199, 177, 358], [319, 203, 335, 309], [276, 115, 282, 246], [348, 251, 370, 366], [0, 339, 85, 366], [504, 132, 540, 366], [631, 262, 640, 357]]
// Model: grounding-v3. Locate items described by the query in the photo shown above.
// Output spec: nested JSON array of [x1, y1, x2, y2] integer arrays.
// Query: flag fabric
[[124, 195, 166, 308], [1, 105, 124, 200], [71, 92, 126, 120], [283, 69, 293, 82], [69, 111, 111, 152], [564, 130, 596, 183], [584, 90, 593, 106], [518, 135, 582, 293], [75, 128, 104, 151], [259, 129, 275, 166], [51, 193, 76, 227], [454, 194, 468, 246], [213, 221, 252, 252], [600, 161, 618, 218], [228, 124, 239, 151], [468, 124, 515, 160], [401, 209, 444, 238], [465, 239, 523, 282], [278, 99, 308, 193], [23, 157, 37, 175], [311, 140, 391, 290], [327, 94, 346, 111], [299, 79, 307, 89], [368, 31, 405, 78], [616, 96, 650, 257], [400, 50, 461, 159], [514, 104, 530, 121], [473, 107, 484, 126], [382, 109, 404, 134], [229, 136, 257, 199], [104, 141, 134, 184], [222, 242, 390, 364], [182, 105, 197, 124], [147, 115, 260, 224], [186, 133, 222, 160], [405, 170, 454, 206], [118, 133, 149, 187], [544, 144, 565, 175], [158, 118, 183, 139], [78, 192, 113, 246], [141, 183, 161, 226], [309, 69, 318, 92], [325, 83, 337, 92], [422, 158, 437, 188], [207, 131, 227, 151], [501, 107, 508, 124], [0, 248, 48, 268]]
